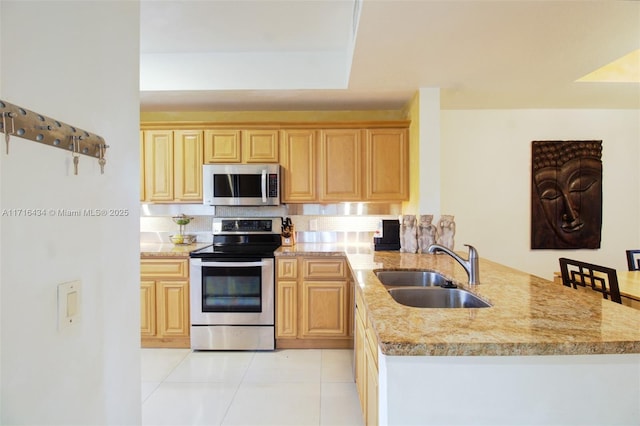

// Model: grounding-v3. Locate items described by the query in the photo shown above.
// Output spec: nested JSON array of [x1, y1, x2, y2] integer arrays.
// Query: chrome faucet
[[427, 244, 480, 285]]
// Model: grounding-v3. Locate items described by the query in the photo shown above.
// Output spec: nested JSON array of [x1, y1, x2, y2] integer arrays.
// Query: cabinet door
[[156, 280, 190, 338], [174, 130, 203, 202], [319, 129, 362, 201], [277, 258, 298, 279], [204, 130, 242, 163], [355, 304, 367, 414], [243, 130, 279, 163], [365, 128, 409, 201], [140, 131, 145, 201], [300, 280, 349, 338], [276, 280, 298, 338], [365, 339, 379, 426], [280, 129, 317, 202], [143, 130, 174, 202], [140, 280, 156, 337]]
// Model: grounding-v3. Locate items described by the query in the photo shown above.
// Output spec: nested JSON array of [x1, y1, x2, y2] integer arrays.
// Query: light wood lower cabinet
[[275, 256, 353, 349], [140, 258, 190, 348], [355, 285, 379, 426]]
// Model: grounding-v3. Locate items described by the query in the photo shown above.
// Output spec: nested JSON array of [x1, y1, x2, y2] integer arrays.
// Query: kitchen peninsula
[[278, 243, 640, 426]]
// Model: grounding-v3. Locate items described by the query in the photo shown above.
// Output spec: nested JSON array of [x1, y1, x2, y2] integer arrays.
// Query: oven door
[[190, 257, 274, 326]]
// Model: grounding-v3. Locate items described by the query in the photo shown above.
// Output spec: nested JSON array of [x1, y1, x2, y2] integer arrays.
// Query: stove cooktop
[[190, 218, 282, 258]]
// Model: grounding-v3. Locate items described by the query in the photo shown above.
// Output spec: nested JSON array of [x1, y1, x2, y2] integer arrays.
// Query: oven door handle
[[199, 260, 268, 267]]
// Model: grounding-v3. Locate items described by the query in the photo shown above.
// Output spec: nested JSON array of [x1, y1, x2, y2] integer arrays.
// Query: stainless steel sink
[[375, 270, 453, 287], [387, 287, 492, 308]]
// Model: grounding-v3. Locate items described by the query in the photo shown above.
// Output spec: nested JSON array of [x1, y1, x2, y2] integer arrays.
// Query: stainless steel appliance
[[189, 218, 282, 350], [202, 164, 280, 206]]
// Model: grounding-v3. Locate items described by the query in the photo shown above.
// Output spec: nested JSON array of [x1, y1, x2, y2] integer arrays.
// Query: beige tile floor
[[141, 348, 364, 426]]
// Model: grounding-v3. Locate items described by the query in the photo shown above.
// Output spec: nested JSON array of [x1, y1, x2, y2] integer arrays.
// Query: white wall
[[380, 353, 640, 425], [0, 1, 141, 424], [440, 109, 640, 280]]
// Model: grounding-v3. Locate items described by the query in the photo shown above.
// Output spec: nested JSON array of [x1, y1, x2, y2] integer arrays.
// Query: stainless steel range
[[189, 217, 282, 350]]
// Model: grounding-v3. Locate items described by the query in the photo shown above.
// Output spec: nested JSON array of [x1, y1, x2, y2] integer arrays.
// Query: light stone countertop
[[140, 242, 211, 258], [276, 243, 640, 357]]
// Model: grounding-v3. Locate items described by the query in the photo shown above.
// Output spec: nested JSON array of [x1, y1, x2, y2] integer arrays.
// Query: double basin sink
[[375, 270, 491, 309]]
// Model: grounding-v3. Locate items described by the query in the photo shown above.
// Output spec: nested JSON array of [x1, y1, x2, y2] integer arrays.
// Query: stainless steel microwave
[[203, 164, 280, 206]]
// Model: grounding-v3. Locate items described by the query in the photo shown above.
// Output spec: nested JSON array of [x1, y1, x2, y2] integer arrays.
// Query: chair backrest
[[626, 250, 640, 271], [558, 258, 622, 304]]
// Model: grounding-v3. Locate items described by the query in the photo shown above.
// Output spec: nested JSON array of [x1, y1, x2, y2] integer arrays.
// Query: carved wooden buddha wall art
[[531, 140, 603, 249]]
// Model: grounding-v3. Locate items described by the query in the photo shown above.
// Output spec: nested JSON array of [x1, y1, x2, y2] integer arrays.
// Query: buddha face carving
[[531, 141, 602, 249]]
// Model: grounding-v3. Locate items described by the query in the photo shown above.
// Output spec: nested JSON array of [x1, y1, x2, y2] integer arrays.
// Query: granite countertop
[[140, 242, 210, 258], [141, 241, 640, 356], [279, 243, 640, 357]]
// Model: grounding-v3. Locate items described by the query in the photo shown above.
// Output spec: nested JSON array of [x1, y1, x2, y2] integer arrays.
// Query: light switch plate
[[58, 280, 81, 330]]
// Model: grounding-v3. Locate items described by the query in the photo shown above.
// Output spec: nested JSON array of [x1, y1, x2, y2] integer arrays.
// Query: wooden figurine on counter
[[417, 214, 438, 253], [436, 214, 455, 250], [400, 214, 418, 253]]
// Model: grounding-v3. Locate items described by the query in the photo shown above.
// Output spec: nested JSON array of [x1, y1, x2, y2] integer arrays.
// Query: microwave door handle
[[261, 169, 267, 203], [262, 169, 267, 203]]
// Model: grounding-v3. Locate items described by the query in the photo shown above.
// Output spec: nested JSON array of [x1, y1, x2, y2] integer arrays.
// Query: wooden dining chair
[[558, 258, 622, 304], [625, 250, 640, 271]]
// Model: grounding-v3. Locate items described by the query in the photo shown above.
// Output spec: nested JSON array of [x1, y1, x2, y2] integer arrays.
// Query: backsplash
[[140, 203, 402, 244]]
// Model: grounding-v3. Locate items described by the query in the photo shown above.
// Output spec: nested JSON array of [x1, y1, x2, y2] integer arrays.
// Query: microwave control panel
[[268, 174, 278, 198]]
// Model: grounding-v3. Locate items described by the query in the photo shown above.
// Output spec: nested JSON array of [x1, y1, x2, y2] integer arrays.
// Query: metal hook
[[2, 112, 15, 154], [71, 136, 80, 175], [98, 143, 106, 174]]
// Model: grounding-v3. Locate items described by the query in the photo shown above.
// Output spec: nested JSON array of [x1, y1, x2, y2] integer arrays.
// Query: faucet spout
[[427, 244, 480, 285]]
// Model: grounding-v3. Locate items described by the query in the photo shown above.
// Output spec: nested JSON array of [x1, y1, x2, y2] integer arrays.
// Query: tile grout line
[[219, 350, 256, 426], [318, 349, 324, 426], [141, 348, 192, 404]]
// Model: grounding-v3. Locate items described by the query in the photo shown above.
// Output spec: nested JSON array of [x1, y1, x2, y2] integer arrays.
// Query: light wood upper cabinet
[[243, 129, 279, 163], [280, 129, 318, 202], [174, 130, 203, 201], [141, 122, 409, 203], [281, 126, 408, 203], [365, 128, 409, 201], [204, 129, 242, 163], [143, 130, 174, 202], [319, 129, 363, 201], [141, 130, 203, 203], [204, 129, 278, 163]]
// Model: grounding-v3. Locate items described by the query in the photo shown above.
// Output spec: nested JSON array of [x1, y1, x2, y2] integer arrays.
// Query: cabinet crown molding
[[140, 121, 410, 131]]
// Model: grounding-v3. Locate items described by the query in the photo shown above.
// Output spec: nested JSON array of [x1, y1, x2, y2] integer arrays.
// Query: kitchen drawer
[[141, 258, 188, 279], [303, 258, 346, 279], [277, 258, 298, 279]]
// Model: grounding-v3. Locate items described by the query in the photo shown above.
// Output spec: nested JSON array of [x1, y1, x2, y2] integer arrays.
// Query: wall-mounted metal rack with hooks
[[0, 99, 109, 174]]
